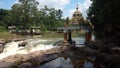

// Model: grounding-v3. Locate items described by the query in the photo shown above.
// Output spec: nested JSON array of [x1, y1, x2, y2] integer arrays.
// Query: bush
[[0, 26, 7, 32]]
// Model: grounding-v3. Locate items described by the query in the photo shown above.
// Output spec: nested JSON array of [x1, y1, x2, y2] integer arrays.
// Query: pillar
[[63, 30, 67, 42], [85, 30, 92, 44], [67, 30, 72, 43], [88, 31, 92, 41]]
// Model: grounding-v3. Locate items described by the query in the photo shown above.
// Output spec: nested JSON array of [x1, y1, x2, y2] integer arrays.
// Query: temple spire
[[69, 3, 83, 25], [76, 3, 79, 10]]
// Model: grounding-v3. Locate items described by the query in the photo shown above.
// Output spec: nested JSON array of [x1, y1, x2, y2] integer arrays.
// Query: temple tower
[[69, 4, 84, 26]]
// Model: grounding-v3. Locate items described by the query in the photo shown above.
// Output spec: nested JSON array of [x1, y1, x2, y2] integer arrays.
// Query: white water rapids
[[0, 37, 87, 60], [0, 38, 59, 60]]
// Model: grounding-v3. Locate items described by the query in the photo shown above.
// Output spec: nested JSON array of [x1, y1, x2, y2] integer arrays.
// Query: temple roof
[[69, 4, 83, 25], [73, 4, 82, 15], [69, 4, 93, 27]]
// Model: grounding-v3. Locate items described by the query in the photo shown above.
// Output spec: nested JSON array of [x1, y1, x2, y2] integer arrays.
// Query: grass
[[0, 30, 86, 40], [0, 31, 18, 40], [41, 31, 63, 38]]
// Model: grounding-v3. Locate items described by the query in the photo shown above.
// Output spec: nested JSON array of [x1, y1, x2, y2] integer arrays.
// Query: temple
[[68, 4, 93, 43], [58, 4, 93, 43]]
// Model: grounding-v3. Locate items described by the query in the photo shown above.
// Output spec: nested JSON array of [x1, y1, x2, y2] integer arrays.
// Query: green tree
[[87, 0, 120, 38], [0, 8, 12, 31], [11, 1, 64, 32], [12, 0, 39, 30], [12, 4, 22, 27], [65, 17, 70, 25], [39, 6, 64, 31]]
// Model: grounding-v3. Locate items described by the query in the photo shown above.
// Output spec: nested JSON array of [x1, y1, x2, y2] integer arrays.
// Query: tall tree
[[65, 17, 70, 25], [0, 8, 12, 30], [11, 1, 64, 32], [12, 4, 22, 27], [87, 0, 120, 38], [12, 0, 39, 29], [39, 6, 64, 31]]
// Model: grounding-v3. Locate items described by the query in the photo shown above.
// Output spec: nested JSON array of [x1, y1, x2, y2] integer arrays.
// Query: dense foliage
[[0, 0, 65, 32], [0, 9, 12, 31], [87, 0, 120, 38]]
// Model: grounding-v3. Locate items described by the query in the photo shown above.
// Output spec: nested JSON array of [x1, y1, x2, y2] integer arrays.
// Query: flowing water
[[0, 37, 85, 60], [0, 38, 60, 60]]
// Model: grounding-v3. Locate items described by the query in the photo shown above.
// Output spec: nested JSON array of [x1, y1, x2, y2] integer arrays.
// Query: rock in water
[[18, 41, 27, 47], [0, 39, 6, 44], [0, 44, 4, 53], [18, 62, 32, 68]]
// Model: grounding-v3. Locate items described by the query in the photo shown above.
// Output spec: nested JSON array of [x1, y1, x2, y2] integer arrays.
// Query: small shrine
[[58, 4, 93, 44]]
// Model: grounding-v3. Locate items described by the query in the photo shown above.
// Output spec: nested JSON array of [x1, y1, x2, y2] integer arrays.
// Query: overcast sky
[[0, 0, 92, 18]]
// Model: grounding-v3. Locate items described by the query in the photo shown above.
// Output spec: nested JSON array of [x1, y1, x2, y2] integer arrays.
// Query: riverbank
[[0, 31, 85, 39], [0, 31, 32, 46], [0, 32, 27, 40], [85, 38, 120, 68]]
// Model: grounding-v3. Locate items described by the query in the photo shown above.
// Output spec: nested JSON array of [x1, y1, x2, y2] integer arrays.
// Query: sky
[[0, 0, 92, 18]]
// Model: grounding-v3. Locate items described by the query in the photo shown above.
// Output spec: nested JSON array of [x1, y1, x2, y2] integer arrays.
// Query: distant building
[[8, 26, 16, 33], [8, 26, 42, 35]]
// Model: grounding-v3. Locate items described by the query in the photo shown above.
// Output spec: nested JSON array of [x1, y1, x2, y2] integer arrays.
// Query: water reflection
[[38, 57, 74, 68], [83, 62, 93, 68], [38, 57, 94, 68], [72, 37, 85, 45]]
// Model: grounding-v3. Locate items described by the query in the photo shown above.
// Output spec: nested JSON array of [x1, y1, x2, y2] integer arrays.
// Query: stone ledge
[[0, 46, 67, 68]]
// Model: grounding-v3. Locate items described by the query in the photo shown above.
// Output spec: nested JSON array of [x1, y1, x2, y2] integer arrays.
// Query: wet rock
[[38, 53, 58, 62], [18, 62, 32, 68], [13, 38, 25, 42], [18, 41, 27, 47], [78, 47, 98, 55], [111, 47, 120, 53], [0, 44, 4, 53], [0, 46, 67, 68], [0, 62, 14, 68], [95, 54, 120, 68], [0, 39, 6, 45], [99, 46, 113, 53]]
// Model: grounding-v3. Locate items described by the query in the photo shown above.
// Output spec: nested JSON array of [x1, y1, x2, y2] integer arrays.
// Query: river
[[0, 37, 85, 59], [0, 36, 95, 68]]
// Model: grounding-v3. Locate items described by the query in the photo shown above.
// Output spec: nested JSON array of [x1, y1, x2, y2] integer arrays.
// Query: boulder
[[0, 62, 14, 68], [0, 46, 67, 68], [0, 39, 6, 45], [0, 44, 4, 53], [18, 41, 27, 47], [18, 62, 32, 68], [95, 54, 120, 68]]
